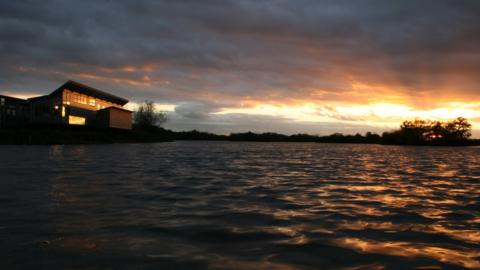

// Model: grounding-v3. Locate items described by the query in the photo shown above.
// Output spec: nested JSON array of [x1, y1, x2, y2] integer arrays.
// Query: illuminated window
[[68, 115, 86, 125], [73, 93, 87, 104], [89, 98, 96, 106], [72, 93, 79, 103], [61, 106, 66, 117]]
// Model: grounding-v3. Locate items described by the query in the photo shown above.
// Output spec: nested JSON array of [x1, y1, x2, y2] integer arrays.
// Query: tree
[[133, 100, 167, 129], [445, 117, 472, 141], [399, 119, 428, 144], [384, 117, 473, 145]]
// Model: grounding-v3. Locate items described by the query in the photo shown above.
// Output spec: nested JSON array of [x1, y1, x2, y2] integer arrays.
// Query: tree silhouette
[[383, 117, 473, 145], [133, 100, 167, 129]]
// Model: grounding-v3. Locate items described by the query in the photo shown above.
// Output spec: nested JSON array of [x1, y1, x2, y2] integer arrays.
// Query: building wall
[[96, 107, 132, 130], [29, 94, 63, 125], [67, 106, 97, 126], [0, 95, 29, 127], [109, 108, 132, 130]]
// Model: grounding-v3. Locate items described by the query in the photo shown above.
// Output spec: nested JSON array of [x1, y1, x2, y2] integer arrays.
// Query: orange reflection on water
[[334, 238, 480, 269], [339, 263, 385, 270], [417, 208, 452, 219], [429, 225, 480, 245], [208, 254, 297, 270], [337, 221, 480, 245], [338, 221, 402, 232], [368, 194, 420, 208]]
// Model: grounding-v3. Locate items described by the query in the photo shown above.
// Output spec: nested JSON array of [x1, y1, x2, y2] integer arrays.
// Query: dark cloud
[[174, 102, 216, 120], [1, 0, 480, 132]]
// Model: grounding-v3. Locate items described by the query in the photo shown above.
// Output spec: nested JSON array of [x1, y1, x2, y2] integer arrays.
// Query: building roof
[[29, 80, 129, 105], [99, 106, 132, 113], [0, 95, 26, 102]]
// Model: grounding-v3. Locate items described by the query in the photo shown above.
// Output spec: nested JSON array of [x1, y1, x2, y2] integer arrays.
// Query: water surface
[[1, 142, 479, 269]]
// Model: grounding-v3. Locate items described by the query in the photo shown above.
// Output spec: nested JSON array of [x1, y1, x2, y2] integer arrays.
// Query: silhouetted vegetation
[[1, 117, 478, 146], [133, 100, 167, 130], [173, 129, 229, 140], [382, 117, 474, 145], [229, 132, 318, 142], [316, 132, 382, 144]]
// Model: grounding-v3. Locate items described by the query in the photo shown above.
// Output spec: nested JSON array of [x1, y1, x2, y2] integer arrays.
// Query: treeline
[[382, 117, 474, 145], [1, 117, 478, 146], [158, 117, 478, 146]]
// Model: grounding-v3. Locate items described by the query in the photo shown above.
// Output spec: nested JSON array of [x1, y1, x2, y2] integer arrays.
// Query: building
[[0, 80, 132, 130], [0, 95, 29, 128]]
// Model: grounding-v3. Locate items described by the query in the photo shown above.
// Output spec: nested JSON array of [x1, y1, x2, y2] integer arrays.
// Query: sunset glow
[[2, 2, 480, 270], [1, 1, 480, 136]]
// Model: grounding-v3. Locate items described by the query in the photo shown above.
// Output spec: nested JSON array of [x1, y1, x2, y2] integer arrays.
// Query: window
[[89, 98, 96, 106], [62, 106, 66, 117], [71, 93, 87, 104], [0, 97, 4, 106], [68, 115, 86, 125], [71, 93, 79, 103]]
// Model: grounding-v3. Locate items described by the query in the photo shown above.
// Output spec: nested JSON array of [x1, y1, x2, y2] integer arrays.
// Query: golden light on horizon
[[216, 101, 480, 128]]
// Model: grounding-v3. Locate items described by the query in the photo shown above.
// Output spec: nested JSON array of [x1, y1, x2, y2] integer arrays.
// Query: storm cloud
[[1, 0, 480, 134]]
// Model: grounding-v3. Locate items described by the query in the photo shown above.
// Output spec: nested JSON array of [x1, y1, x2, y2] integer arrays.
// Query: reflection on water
[[0, 142, 479, 269], [334, 238, 480, 269]]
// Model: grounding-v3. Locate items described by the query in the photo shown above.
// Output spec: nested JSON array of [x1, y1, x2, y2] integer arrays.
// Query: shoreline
[[1, 127, 479, 146]]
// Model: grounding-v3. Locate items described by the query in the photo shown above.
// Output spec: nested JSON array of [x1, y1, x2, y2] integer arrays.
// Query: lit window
[[72, 93, 79, 103], [68, 115, 86, 125], [76, 94, 87, 104], [62, 106, 66, 117], [89, 98, 96, 106], [0, 97, 4, 106]]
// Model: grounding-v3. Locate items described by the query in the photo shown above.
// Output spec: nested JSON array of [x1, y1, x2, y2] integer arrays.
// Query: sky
[[1, 0, 480, 136]]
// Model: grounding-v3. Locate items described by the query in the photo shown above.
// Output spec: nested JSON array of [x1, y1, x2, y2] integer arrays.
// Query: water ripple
[[0, 142, 479, 269]]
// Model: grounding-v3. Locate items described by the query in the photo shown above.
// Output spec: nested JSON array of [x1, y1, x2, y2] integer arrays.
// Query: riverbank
[[0, 126, 174, 145], [1, 127, 480, 146]]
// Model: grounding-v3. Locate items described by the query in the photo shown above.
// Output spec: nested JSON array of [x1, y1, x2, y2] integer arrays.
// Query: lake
[[1, 142, 479, 269]]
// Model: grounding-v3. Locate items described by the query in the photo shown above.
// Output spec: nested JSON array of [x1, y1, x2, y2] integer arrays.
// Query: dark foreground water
[[0, 142, 479, 270]]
